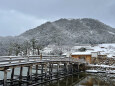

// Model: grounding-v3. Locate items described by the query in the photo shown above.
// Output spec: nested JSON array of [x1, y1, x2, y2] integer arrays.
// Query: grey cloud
[[0, 9, 47, 36], [0, 0, 115, 36]]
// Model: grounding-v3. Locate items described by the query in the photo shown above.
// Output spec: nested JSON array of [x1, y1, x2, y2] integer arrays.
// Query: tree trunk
[[37, 48, 40, 55]]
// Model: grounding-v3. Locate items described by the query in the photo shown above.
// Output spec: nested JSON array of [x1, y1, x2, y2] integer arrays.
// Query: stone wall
[[91, 57, 115, 65]]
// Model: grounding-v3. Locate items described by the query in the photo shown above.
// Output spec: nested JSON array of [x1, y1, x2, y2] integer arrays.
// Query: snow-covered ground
[[88, 64, 115, 68], [72, 43, 115, 58], [42, 43, 115, 58], [92, 43, 115, 58], [87, 64, 115, 74], [86, 64, 115, 74]]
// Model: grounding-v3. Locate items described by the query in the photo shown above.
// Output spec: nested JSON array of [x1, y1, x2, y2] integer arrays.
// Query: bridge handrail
[[0, 55, 86, 64]]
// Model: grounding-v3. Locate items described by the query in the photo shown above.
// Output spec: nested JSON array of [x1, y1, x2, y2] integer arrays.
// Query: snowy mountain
[[20, 18, 115, 44], [0, 18, 115, 55]]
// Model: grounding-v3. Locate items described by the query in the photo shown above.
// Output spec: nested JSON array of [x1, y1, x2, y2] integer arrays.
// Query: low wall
[[91, 57, 115, 65]]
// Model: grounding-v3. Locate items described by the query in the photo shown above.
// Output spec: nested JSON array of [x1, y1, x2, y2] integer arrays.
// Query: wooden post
[[30, 66, 32, 80], [66, 76, 68, 86], [27, 56, 29, 62], [72, 75, 73, 84], [41, 64, 43, 75], [84, 63, 86, 71], [35, 65, 38, 79], [57, 63, 59, 76], [11, 68, 15, 81], [19, 66, 23, 81], [57, 79, 60, 86], [66, 62, 69, 74], [68, 63, 70, 74], [45, 64, 47, 78], [51, 63, 53, 79], [71, 64, 73, 74], [40, 53, 42, 60], [9, 57, 11, 64], [4, 69, 7, 86], [27, 66, 30, 79], [41, 64, 44, 81], [64, 63, 66, 74], [27, 66, 32, 80], [78, 63, 80, 72], [49, 63, 51, 79]]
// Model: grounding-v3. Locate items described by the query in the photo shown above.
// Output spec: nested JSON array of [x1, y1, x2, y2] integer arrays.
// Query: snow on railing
[[0, 55, 86, 65]]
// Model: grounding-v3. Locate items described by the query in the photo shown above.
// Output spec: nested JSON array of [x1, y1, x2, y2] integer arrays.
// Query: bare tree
[[30, 38, 37, 55], [21, 40, 31, 55], [12, 43, 21, 56], [35, 44, 43, 55]]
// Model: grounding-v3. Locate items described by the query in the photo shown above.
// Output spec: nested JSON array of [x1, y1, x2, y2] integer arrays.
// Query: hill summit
[[0, 18, 115, 55], [20, 18, 115, 45]]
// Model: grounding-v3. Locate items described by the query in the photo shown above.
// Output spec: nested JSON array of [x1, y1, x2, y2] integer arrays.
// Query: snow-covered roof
[[71, 52, 91, 55]]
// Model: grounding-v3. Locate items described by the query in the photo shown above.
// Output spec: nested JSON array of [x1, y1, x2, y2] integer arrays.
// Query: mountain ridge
[[0, 18, 115, 55], [19, 18, 115, 44]]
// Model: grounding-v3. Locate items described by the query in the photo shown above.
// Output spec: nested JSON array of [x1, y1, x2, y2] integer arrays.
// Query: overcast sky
[[0, 0, 115, 36]]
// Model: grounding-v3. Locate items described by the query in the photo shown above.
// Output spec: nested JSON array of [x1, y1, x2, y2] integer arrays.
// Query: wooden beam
[[49, 63, 51, 79], [57, 63, 60, 76], [51, 63, 53, 79], [11, 68, 15, 80], [71, 63, 73, 74], [57, 63, 59, 73], [27, 66, 30, 80], [66, 76, 68, 86], [27, 65, 32, 80], [19, 66, 23, 81], [57, 79, 60, 86], [66, 62, 69, 74], [30, 66, 32, 80], [78, 63, 80, 72], [4, 69, 7, 86], [35, 65, 38, 79], [45, 64, 47, 78], [64, 63, 66, 74], [41, 64, 44, 75]]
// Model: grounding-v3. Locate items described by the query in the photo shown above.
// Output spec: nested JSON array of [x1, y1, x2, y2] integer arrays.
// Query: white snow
[[87, 64, 115, 74], [71, 51, 91, 55], [86, 70, 98, 73], [64, 43, 115, 58], [41, 43, 115, 58], [107, 70, 115, 74], [88, 64, 115, 68], [108, 31, 115, 35]]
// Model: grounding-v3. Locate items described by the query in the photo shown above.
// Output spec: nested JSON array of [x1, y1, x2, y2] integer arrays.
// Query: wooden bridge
[[0, 55, 87, 86]]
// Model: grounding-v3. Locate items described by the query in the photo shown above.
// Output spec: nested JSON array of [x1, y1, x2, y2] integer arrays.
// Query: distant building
[[63, 44, 115, 64], [71, 52, 92, 64]]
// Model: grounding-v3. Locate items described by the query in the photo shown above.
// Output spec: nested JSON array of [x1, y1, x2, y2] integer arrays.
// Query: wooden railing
[[0, 55, 86, 65]]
